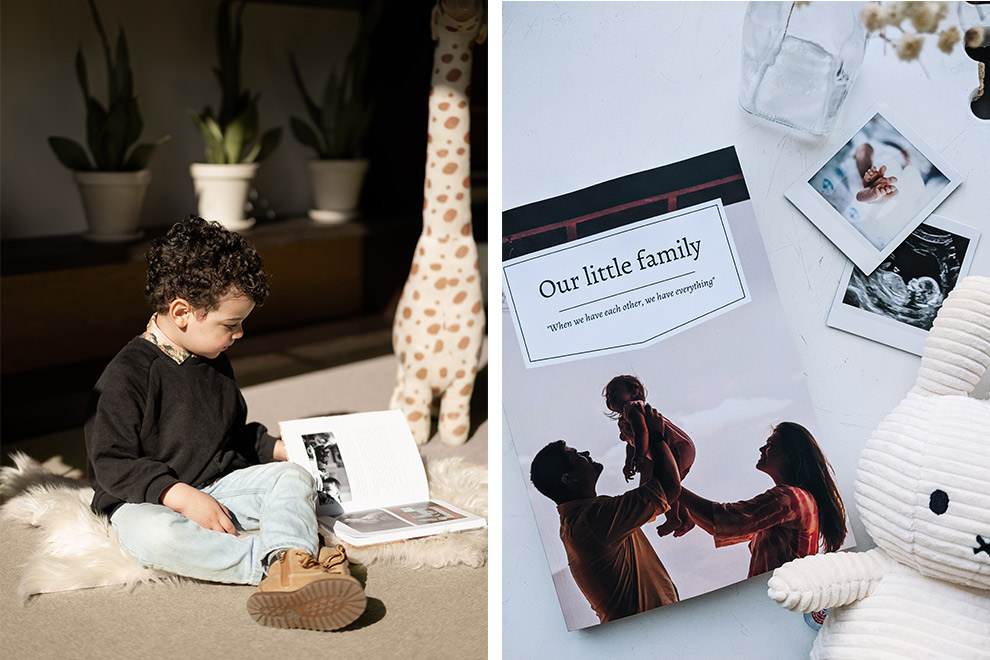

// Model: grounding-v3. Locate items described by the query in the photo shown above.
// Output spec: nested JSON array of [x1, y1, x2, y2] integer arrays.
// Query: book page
[[319, 499, 487, 546], [280, 410, 428, 512]]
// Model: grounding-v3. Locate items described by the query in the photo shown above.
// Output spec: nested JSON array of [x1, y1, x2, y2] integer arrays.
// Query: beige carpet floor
[[1, 345, 488, 660]]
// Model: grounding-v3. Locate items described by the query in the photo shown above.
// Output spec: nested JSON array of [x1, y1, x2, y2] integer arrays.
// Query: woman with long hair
[[676, 422, 846, 577]]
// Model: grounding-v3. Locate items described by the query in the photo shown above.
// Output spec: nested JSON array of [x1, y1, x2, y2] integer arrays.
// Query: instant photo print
[[827, 215, 980, 356], [785, 103, 961, 275]]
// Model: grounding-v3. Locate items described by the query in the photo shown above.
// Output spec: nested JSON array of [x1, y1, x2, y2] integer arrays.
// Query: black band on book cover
[[502, 147, 751, 260]]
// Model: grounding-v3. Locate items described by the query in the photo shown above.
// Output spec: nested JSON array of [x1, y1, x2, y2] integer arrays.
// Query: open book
[[279, 409, 486, 547]]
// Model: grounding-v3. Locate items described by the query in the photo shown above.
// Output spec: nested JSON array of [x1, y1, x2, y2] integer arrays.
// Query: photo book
[[279, 410, 486, 547], [502, 147, 856, 631]]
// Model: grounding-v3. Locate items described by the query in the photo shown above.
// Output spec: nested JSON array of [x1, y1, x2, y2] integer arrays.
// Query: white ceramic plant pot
[[73, 170, 150, 243], [189, 162, 259, 231], [306, 158, 369, 223]]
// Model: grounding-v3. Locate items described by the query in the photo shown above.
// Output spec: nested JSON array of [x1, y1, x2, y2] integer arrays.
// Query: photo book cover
[[502, 147, 857, 631]]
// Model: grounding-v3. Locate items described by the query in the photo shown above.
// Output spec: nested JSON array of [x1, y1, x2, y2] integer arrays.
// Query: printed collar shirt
[[141, 314, 192, 364]]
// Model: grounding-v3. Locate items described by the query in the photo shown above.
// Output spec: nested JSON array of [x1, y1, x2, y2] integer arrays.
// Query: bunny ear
[[913, 276, 990, 398]]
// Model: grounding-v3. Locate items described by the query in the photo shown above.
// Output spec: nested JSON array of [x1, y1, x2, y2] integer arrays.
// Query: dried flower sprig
[[859, 1, 963, 61]]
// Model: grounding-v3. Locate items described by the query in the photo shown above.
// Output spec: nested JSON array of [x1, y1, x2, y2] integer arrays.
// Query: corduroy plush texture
[[768, 275, 990, 660], [0, 453, 486, 600]]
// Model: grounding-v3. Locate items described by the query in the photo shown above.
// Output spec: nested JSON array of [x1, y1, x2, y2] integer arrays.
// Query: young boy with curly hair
[[85, 215, 365, 631]]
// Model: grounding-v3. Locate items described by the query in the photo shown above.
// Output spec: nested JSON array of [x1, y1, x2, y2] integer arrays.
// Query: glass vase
[[739, 1, 867, 136]]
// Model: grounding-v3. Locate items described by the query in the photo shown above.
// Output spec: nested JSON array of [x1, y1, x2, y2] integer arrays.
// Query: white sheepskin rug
[[0, 452, 487, 600]]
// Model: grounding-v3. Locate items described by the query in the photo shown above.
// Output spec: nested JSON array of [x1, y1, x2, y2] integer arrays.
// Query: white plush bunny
[[768, 275, 990, 659]]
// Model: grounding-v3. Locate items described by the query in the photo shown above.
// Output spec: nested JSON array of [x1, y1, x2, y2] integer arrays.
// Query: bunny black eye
[[929, 489, 949, 515]]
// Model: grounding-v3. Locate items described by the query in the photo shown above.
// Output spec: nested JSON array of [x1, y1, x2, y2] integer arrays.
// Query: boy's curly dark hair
[[144, 215, 270, 314]]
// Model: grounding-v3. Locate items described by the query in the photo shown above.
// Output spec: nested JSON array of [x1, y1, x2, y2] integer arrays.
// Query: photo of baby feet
[[856, 164, 899, 203]]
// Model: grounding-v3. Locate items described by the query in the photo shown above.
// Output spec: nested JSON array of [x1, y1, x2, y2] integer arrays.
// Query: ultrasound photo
[[842, 223, 969, 331], [828, 215, 980, 356]]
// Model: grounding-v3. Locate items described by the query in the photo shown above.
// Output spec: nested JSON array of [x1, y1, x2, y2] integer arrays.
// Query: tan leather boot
[[246, 548, 366, 630], [317, 543, 356, 576]]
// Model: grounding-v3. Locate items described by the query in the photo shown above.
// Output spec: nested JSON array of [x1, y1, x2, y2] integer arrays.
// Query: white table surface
[[496, 1, 989, 657]]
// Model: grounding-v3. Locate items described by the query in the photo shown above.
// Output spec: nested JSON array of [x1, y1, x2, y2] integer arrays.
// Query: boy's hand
[[161, 483, 238, 535]]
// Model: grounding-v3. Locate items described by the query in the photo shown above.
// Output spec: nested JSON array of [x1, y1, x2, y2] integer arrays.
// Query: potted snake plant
[[189, 0, 281, 230], [48, 0, 169, 242], [288, 0, 382, 222]]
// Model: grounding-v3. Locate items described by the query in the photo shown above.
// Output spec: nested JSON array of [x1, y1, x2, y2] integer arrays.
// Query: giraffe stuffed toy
[[390, 0, 487, 445]]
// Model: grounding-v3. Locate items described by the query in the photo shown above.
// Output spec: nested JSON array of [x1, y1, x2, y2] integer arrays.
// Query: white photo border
[[785, 102, 962, 275], [826, 214, 980, 356]]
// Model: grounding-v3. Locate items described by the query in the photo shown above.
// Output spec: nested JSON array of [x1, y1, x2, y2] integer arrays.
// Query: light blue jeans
[[110, 462, 319, 586]]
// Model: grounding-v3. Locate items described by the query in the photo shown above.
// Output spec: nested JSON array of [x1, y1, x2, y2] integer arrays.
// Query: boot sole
[[247, 576, 366, 631]]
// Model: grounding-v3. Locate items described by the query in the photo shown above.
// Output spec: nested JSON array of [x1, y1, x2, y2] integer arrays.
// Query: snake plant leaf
[[75, 48, 90, 102], [119, 96, 144, 160], [85, 96, 109, 169], [114, 29, 133, 101], [49, 136, 94, 171], [289, 53, 323, 130], [123, 134, 170, 171], [222, 101, 257, 163], [85, 0, 116, 100], [100, 95, 133, 170], [339, 103, 369, 157], [244, 127, 282, 164], [189, 109, 226, 163], [289, 116, 324, 156], [320, 71, 342, 135]]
